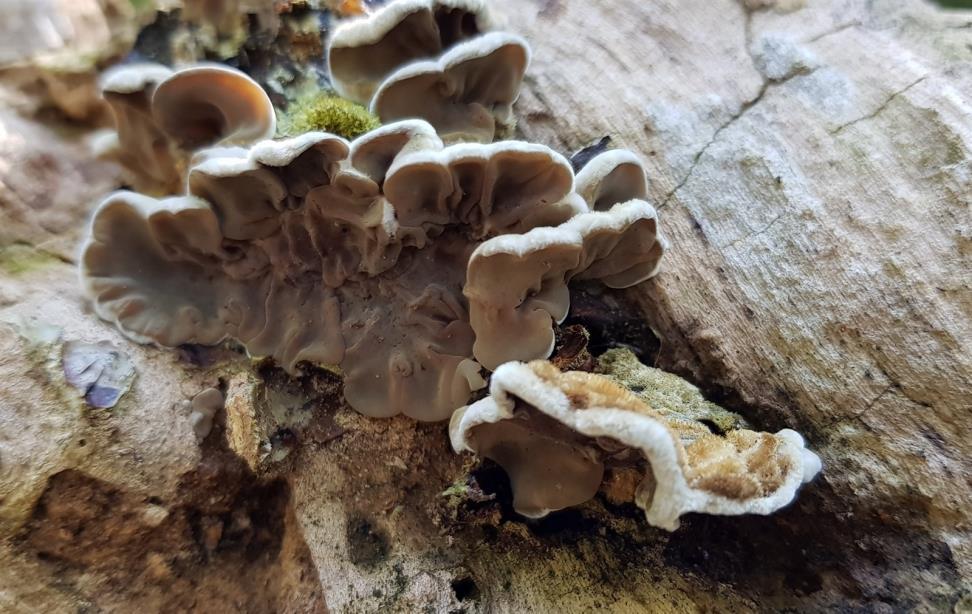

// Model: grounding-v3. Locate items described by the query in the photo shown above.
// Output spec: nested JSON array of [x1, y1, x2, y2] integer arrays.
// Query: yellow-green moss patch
[[278, 93, 380, 139], [0, 244, 61, 277], [597, 347, 749, 433]]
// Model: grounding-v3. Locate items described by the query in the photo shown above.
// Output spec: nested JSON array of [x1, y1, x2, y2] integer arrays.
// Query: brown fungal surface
[[370, 31, 530, 142], [99, 63, 275, 195], [450, 359, 821, 529], [151, 64, 276, 150], [99, 63, 182, 194], [328, 0, 529, 142], [465, 198, 667, 370], [327, 0, 493, 105], [574, 149, 650, 212], [80, 118, 666, 421]]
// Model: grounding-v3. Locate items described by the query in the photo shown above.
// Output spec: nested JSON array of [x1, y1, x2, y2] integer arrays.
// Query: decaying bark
[[0, 0, 969, 612], [504, 0, 972, 607]]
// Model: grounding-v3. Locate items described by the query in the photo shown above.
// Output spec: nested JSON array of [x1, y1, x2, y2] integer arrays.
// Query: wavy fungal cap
[[99, 63, 182, 194], [326, 0, 525, 142], [371, 31, 530, 143], [101, 63, 174, 95], [152, 64, 276, 149], [80, 116, 667, 421], [328, 0, 493, 104], [574, 149, 649, 212], [450, 360, 821, 529], [98, 63, 276, 195], [465, 198, 667, 370]]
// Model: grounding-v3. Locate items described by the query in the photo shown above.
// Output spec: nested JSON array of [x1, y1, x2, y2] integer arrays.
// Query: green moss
[[36, 50, 102, 74], [0, 244, 61, 277], [438, 479, 471, 518], [597, 348, 748, 433], [279, 94, 380, 139], [440, 480, 469, 501]]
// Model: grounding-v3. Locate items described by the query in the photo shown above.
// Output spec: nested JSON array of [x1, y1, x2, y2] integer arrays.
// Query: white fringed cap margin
[[450, 361, 822, 530], [327, 0, 494, 104]]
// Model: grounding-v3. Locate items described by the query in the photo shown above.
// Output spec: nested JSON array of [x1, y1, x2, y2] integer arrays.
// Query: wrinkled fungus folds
[[152, 64, 277, 150], [574, 149, 649, 212], [81, 118, 666, 421], [465, 199, 666, 370], [371, 31, 530, 142], [100, 63, 181, 194], [450, 360, 821, 529], [327, 0, 526, 142], [98, 62, 276, 194], [328, 0, 493, 105]]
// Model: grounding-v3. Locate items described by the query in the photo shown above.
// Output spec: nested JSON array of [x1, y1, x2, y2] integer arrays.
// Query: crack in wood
[[829, 76, 929, 134], [805, 21, 862, 44], [854, 384, 895, 420], [719, 213, 786, 249], [820, 384, 896, 431], [658, 68, 814, 210]]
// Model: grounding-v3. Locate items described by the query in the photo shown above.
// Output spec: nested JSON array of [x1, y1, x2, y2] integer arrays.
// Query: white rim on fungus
[[78, 192, 232, 348], [151, 64, 277, 148], [329, 0, 493, 49], [100, 63, 174, 94], [369, 31, 530, 142], [328, 0, 494, 103], [465, 199, 666, 370], [250, 132, 351, 167], [574, 149, 650, 211], [193, 132, 350, 176], [349, 119, 445, 182], [450, 362, 822, 530]]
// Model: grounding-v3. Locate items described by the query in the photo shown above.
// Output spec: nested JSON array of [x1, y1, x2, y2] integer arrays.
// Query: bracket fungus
[[371, 32, 530, 143], [151, 64, 276, 150], [575, 149, 650, 212], [99, 62, 276, 194], [328, 0, 493, 104], [99, 63, 181, 194], [449, 359, 821, 530], [80, 115, 667, 421], [465, 198, 666, 370], [327, 0, 527, 142]]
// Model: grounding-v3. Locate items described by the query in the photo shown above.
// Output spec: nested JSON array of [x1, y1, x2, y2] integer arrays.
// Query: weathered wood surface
[[500, 0, 972, 606]]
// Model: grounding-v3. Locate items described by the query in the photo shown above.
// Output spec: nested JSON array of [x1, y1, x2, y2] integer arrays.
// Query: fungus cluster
[[98, 63, 276, 194], [327, 0, 528, 142], [82, 116, 664, 421], [450, 356, 821, 530], [81, 0, 819, 526]]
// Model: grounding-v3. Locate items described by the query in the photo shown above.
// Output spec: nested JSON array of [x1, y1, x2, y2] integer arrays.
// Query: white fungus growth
[[450, 360, 821, 529]]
